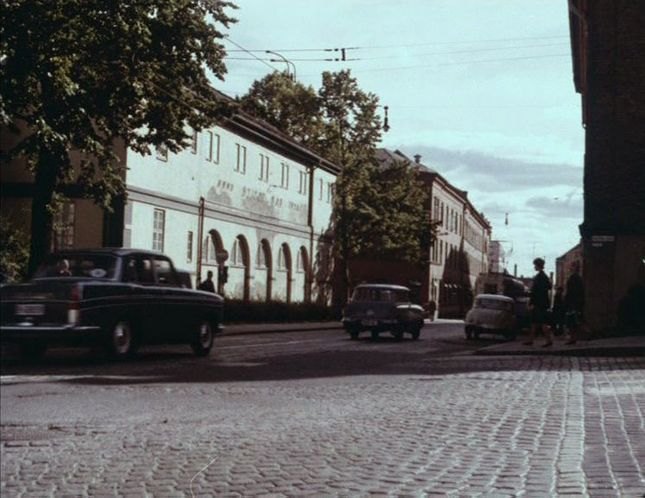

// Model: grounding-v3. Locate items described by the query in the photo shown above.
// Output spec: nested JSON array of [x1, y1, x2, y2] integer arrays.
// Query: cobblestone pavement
[[1, 333, 644, 497]]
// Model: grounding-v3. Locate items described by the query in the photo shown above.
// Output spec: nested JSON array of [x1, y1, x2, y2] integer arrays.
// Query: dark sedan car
[[0, 249, 224, 360], [342, 284, 424, 340]]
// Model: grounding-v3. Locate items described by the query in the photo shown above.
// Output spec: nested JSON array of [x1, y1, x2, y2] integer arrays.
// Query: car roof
[[475, 293, 514, 302], [51, 248, 167, 258], [354, 283, 410, 291]]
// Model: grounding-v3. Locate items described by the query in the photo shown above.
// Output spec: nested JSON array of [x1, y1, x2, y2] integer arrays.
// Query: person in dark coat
[[564, 262, 585, 344], [524, 257, 553, 346], [198, 270, 215, 293], [551, 286, 565, 336]]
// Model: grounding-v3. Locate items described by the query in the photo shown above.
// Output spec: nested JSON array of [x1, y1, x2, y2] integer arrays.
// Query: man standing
[[524, 257, 553, 346], [198, 270, 215, 293], [564, 261, 584, 345]]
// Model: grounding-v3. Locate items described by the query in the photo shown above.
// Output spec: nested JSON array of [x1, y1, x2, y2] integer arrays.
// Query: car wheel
[[393, 329, 404, 341], [191, 321, 214, 357], [20, 342, 47, 361], [411, 327, 421, 340], [474, 329, 481, 339], [107, 320, 135, 359], [371, 330, 379, 340], [349, 328, 360, 340], [465, 326, 473, 340]]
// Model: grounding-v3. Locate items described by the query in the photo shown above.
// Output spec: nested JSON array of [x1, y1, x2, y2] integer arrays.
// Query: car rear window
[[352, 287, 409, 302], [35, 254, 117, 279], [476, 298, 513, 311]]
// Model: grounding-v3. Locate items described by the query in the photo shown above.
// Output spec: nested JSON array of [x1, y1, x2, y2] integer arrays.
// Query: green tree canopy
[[240, 69, 435, 302], [1, 0, 237, 272], [239, 72, 323, 150]]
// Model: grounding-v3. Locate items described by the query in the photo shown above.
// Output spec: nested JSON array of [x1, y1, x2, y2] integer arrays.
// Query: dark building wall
[[571, 1, 645, 333]]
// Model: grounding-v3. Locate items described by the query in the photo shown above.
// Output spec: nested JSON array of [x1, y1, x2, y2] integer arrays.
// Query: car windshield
[[35, 254, 117, 279], [352, 287, 409, 302], [476, 298, 513, 311]]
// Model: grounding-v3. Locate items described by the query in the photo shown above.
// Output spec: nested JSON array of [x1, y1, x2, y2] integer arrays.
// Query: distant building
[[488, 241, 507, 274], [568, 1, 645, 333], [348, 149, 491, 318], [1, 106, 340, 303], [555, 242, 583, 290]]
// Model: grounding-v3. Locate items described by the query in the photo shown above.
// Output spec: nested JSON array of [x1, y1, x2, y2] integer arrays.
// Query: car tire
[[465, 326, 473, 340], [191, 320, 214, 357], [371, 330, 379, 340], [106, 320, 135, 359], [503, 330, 517, 341], [349, 328, 360, 340], [393, 329, 404, 341], [20, 342, 47, 361], [411, 327, 421, 340]]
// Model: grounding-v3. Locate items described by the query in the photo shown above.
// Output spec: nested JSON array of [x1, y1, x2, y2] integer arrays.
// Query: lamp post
[[265, 50, 296, 80]]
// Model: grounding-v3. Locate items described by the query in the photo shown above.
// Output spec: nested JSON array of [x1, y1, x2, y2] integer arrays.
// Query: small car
[[464, 294, 518, 340], [342, 284, 424, 340]]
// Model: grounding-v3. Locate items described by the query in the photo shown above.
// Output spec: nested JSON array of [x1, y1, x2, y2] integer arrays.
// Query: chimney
[[414, 154, 422, 164]]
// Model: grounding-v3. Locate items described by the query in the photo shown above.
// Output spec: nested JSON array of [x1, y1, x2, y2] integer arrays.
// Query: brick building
[[568, 1, 645, 333]]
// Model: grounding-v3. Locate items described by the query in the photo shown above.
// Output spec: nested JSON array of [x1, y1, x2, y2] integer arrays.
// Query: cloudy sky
[[216, 0, 585, 278]]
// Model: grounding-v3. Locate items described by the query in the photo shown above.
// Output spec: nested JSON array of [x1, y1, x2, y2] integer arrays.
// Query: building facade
[[1, 111, 340, 303], [348, 149, 491, 318], [568, 1, 645, 333], [555, 242, 583, 290], [488, 241, 507, 274]]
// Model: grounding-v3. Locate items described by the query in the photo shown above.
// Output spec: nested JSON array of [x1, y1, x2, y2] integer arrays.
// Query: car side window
[[137, 256, 156, 285], [123, 258, 139, 282], [154, 257, 179, 286]]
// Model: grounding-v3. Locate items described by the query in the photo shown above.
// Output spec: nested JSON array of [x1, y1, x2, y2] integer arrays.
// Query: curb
[[474, 345, 645, 357]]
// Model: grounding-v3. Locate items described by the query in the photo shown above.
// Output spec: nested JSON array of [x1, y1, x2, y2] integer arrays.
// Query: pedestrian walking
[[551, 286, 565, 336], [564, 261, 584, 345], [198, 270, 215, 293], [524, 257, 553, 346]]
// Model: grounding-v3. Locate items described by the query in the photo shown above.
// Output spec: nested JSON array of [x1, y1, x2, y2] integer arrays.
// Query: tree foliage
[[0, 217, 30, 282], [240, 69, 434, 301], [1, 0, 237, 272]]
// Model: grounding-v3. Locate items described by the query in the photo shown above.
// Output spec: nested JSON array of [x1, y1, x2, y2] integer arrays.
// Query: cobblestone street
[[1, 327, 644, 497]]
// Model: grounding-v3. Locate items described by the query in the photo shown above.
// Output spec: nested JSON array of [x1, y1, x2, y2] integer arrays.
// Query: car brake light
[[68, 284, 81, 324]]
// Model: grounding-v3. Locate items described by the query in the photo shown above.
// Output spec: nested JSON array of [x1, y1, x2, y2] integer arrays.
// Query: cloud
[[525, 194, 583, 220], [398, 145, 583, 192]]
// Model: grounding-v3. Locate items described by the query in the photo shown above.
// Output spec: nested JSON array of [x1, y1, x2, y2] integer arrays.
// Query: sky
[[215, 0, 585, 278]]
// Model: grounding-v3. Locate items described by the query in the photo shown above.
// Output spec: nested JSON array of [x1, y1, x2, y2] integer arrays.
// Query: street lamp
[[266, 50, 296, 80]]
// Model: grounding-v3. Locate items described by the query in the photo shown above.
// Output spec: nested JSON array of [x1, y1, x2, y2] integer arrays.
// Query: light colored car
[[464, 294, 517, 340], [342, 284, 424, 340]]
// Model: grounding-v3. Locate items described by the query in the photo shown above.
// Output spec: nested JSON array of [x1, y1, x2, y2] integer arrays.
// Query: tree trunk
[[28, 149, 59, 276]]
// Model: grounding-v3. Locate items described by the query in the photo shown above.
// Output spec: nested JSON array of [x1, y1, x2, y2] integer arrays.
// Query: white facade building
[[1, 111, 339, 303]]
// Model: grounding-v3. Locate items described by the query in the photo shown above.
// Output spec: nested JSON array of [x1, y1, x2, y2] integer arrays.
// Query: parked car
[[464, 294, 518, 340], [342, 284, 424, 340], [0, 249, 224, 360]]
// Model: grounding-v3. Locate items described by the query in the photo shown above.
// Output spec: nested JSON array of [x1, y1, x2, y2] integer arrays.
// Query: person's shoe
[[542, 342, 553, 347]]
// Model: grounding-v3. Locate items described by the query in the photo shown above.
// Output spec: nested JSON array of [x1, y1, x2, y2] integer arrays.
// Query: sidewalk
[[221, 320, 645, 357], [474, 334, 645, 357]]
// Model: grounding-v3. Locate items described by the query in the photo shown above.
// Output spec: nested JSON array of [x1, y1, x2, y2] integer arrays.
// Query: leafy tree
[[239, 72, 323, 150], [0, 217, 30, 282], [1, 0, 237, 273], [239, 69, 436, 303]]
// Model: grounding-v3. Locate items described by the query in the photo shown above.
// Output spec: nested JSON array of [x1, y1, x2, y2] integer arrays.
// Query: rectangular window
[[280, 162, 289, 188], [259, 153, 270, 182], [187, 231, 193, 263], [298, 170, 308, 195], [52, 201, 75, 250], [156, 144, 168, 162], [152, 209, 165, 252], [207, 132, 220, 163], [235, 143, 247, 173], [191, 130, 198, 154]]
